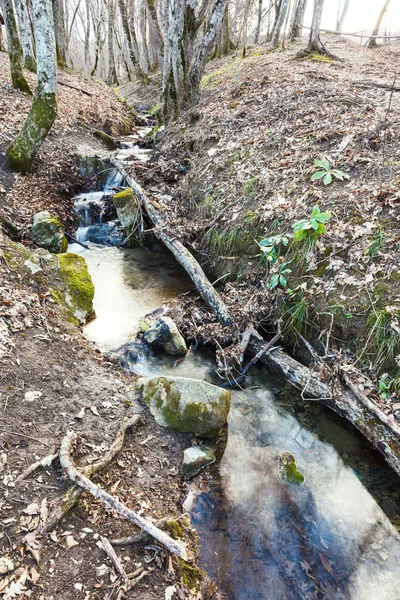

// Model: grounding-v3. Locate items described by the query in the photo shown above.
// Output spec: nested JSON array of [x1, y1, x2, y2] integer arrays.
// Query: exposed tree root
[[295, 44, 338, 61], [59, 430, 189, 560], [40, 415, 142, 532], [16, 451, 58, 483]]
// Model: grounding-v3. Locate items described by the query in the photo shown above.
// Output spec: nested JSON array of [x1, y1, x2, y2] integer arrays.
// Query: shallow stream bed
[[70, 152, 400, 600]]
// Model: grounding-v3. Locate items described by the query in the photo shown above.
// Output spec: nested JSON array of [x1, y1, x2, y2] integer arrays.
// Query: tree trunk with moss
[[15, 0, 36, 71], [161, 0, 228, 122], [107, 0, 118, 85], [270, 0, 290, 49], [52, 0, 67, 67], [1, 0, 32, 94], [368, 0, 390, 48], [296, 0, 334, 58], [117, 0, 149, 81], [7, 0, 57, 173]]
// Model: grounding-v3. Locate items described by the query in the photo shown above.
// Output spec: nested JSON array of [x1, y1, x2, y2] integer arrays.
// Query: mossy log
[[109, 157, 233, 327]]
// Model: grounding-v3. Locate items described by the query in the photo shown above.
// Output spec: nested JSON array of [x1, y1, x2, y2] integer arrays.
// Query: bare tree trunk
[[0, 11, 5, 51], [53, 0, 67, 67], [289, 0, 307, 41], [254, 0, 263, 43], [7, 0, 57, 172], [336, 0, 349, 32], [368, 0, 390, 48], [107, 0, 118, 84], [15, 0, 36, 71], [84, 0, 90, 66], [1, 0, 32, 94], [117, 0, 148, 80], [270, 0, 290, 48]]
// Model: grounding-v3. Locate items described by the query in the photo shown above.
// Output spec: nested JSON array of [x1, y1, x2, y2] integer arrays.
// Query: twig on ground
[[16, 451, 58, 483], [100, 535, 128, 582]]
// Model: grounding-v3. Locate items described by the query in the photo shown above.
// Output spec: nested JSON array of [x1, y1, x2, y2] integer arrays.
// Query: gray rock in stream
[[32, 211, 68, 254], [144, 316, 187, 356], [182, 445, 215, 477], [136, 376, 231, 437]]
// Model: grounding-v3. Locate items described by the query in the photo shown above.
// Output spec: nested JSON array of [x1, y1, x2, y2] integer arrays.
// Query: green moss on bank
[[57, 253, 94, 322]]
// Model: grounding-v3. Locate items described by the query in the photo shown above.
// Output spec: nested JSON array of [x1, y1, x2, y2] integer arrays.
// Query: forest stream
[[66, 135, 400, 600]]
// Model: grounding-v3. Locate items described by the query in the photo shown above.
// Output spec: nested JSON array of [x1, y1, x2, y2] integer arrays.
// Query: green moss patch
[[57, 253, 95, 322]]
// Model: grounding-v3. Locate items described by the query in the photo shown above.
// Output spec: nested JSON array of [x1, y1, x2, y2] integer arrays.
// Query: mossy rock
[[32, 211, 68, 254], [136, 376, 231, 437], [112, 188, 141, 245], [278, 452, 305, 485], [57, 253, 95, 322]]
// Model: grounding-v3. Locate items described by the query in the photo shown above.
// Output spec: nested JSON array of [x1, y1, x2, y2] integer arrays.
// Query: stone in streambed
[[278, 452, 305, 485], [112, 188, 141, 245], [32, 211, 68, 254], [182, 446, 215, 477], [137, 376, 231, 437], [54, 253, 95, 323], [144, 316, 187, 356]]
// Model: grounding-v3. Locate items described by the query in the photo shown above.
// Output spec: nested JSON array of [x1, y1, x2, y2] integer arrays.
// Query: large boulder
[[55, 253, 95, 322], [32, 211, 68, 254], [137, 376, 231, 437], [144, 316, 187, 356], [112, 188, 140, 245]]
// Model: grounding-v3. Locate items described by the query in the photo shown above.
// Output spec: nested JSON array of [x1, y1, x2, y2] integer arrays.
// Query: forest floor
[[0, 52, 217, 600]]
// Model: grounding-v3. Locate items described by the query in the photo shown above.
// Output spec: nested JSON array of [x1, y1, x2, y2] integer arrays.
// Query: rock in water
[[137, 376, 231, 437], [55, 253, 95, 323], [278, 452, 305, 485], [182, 446, 215, 477], [113, 188, 141, 245], [32, 211, 68, 253], [144, 317, 187, 356]]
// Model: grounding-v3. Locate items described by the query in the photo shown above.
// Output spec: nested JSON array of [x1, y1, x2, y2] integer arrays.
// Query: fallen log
[[249, 339, 400, 476], [108, 156, 232, 327], [60, 430, 188, 560]]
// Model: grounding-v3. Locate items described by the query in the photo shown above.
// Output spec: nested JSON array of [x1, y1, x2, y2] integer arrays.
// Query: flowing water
[[70, 137, 400, 600]]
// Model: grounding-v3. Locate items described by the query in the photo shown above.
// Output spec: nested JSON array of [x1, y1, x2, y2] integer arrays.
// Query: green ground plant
[[312, 157, 349, 186], [292, 205, 332, 246]]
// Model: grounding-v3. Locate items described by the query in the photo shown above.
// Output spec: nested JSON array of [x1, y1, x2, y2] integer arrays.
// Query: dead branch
[[16, 452, 58, 483], [59, 431, 188, 560], [352, 81, 400, 92], [41, 415, 142, 532], [221, 333, 281, 389], [116, 567, 153, 600], [108, 156, 232, 327], [58, 80, 93, 96], [111, 517, 169, 546], [100, 535, 128, 581]]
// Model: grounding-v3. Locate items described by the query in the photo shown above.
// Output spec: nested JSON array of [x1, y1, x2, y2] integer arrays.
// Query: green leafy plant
[[379, 374, 391, 400], [366, 225, 384, 257], [258, 234, 292, 266], [268, 261, 292, 290], [292, 205, 332, 244], [312, 157, 350, 186]]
